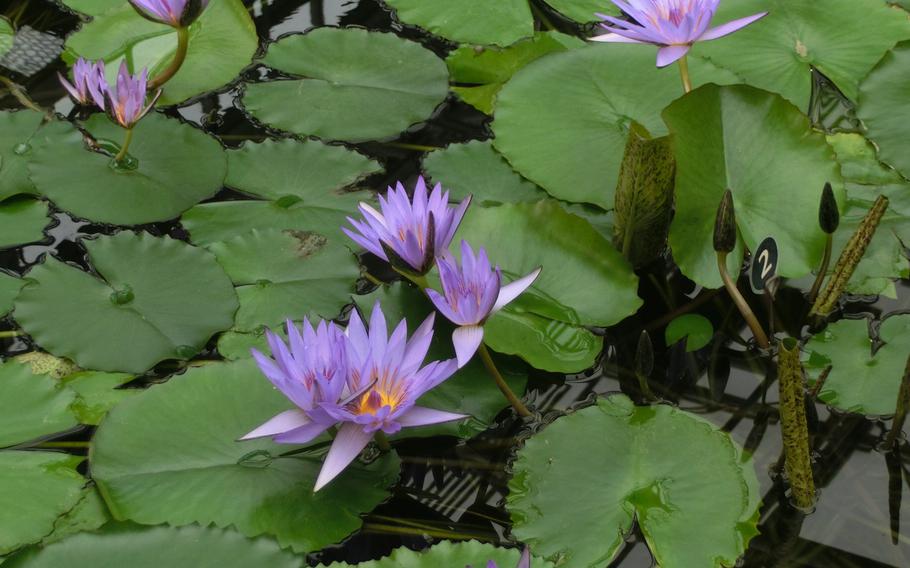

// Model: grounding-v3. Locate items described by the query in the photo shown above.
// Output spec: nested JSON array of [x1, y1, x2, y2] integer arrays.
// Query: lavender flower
[[344, 177, 471, 276], [427, 241, 541, 368], [470, 548, 532, 568], [128, 0, 210, 27], [240, 319, 353, 444], [58, 58, 107, 107], [591, 0, 768, 67], [314, 302, 464, 491], [104, 61, 161, 129]]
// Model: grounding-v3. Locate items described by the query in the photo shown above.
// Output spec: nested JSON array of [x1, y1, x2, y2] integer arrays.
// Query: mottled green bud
[[713, 189, 737, 253], [635, 330, 653, 378]]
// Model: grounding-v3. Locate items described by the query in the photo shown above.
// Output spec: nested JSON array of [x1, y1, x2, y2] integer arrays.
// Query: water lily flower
[[427, 241, 541, 368], [591, 0, 768, 67], [240, 319, 352, 444], [315, 302, 464, 491], [58, 57, 107, 107], [470, 548, 532, 568], [104, 61, 161, 129], [343, 177, 471, 276], [128, 0, 210, 27]]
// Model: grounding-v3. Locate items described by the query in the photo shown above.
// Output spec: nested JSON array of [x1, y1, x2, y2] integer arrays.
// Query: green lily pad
[[663, 84, 843, 289], [90, 359, 400, 552], [0, 451, 85, 555], [61, 371, 137, 426], [226, 139, 381, 201], [447, 32, 584, 114], [384, 0, 533, 46], [0, 17, 13, 58], [181, 191, 365, 246], [423, 140, 546, 204], [15, 352, 79, 380], [325, 540, 548, 568], [697, 0, 910, 109], [455, 200, 639, 371], [0, 361, 77, 448], [209, 229, 360, 331], [492, 43, 739, 208], [4, 523, 302, 568], [856, 42, 910, 180], [64, 0, 257, 106], [244, 28, 449, 143], [354, 282, 528, 438], [39, 486, 110, 547], [14, 232, 238, 373], [0, 110, 44, 201], [665, 314, 714, 352], [28, 114, 226, 225], [0, 197, 49, 249], [0, 271, 23, 316], [805, 315, 910, 416], [543, 0, 617, 22], [509, 395, 761, 567]]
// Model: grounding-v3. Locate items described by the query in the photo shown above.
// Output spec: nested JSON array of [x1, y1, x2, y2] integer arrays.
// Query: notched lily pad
[[856, 42, 910, 180], [14, 231, 238, 373], [0, 110, 45, 200], [0, 197, 50, 250], [509, 395, 761, 567], [0, 360, 78, 448], [324, 540, 550, 568], [384, 0, 533, 46]]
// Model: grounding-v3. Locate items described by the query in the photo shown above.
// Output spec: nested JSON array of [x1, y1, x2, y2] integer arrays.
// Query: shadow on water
[[1, 1, 909, 566]]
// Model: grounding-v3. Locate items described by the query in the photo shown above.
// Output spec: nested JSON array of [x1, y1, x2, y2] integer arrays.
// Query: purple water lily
[[427, 241, 541, 368], [104, 61, 161, 129], [58, 58, 107, 107], [591, 0, 767, 67], [343, 177, 471, 276], [315, 302, 463, 491], [470, 548, 532, 568], [241, 319, 352, 444], [129, 0, 210, 27]]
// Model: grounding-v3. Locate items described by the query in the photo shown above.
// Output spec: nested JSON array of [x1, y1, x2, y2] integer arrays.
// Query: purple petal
[[656, 44, 691, 68], [425, 288, 464, 326], [239, 409, 310, 440], [517, 548, 531, 568], [493, 267, 541, 312], [396, 406, 469, 427], [272, 421, 331, 445], [589, 33, 645, 43], [452, 325, 484, 368], [314, 423, 374, 491], [700, 12, 768, 41]]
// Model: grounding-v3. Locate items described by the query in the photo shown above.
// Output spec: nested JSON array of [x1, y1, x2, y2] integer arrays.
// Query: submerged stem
[[114, 128, 134, 163], [148, 26, 190, 91], [0, 330, 22, 338], [0, 75, 46, 114], [478, 343, 531, 417], [362, 271, 384, 287], [807, 234, 832, 303], [717, 252, 770, 350], [677, 55, 693, 94], [374, 431, 391, 452]]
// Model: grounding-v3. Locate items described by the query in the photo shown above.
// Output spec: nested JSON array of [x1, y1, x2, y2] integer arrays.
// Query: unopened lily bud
[[636, 330, 654, 378], [819, 182, 840, 235], [713, 189, 737, 253]]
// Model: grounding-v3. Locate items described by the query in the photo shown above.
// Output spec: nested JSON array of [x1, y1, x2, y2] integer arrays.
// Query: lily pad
[[209, 229, 360, 331], [181, 191, 365, 246], [61, 371, 137, 426], [0, 110, 45, 200], [325, 540, 547, 568], [0, 271, 23, 316], [856, 42, 910, 180], [4, 523, 302, 568], [39, 486, 110, 546], [0, 197, 50, 249], [384, 0, 533, 46], [492, 43, 739, 208], [663, 84, 843, 289], [90, 359, 400, 552], [543, 0, 616, 22], [14, 232, 238, 373], [0, 17, 13, 58], [423, 140, 546, 204], [226, 139, 381, 201], [0, 361, 77, 448], [28, 114, 226, 225], [509, 395, 761, 567], [697, 0, 910, 109], [665, 314, 714, 352], [805, 315, 910, 416], [0, 451, 85, 555], [64, 0, 257, 106], [244, 28, 449, 142], [354, 282, 528, 438]]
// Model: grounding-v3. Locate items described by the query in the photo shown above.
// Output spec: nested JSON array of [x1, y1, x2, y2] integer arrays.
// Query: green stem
[[0, 75, 46, 114], [114, 128, 134, 163], [0, 330, 23, 338], [363, 271, 384, 287], [383, 142, 441, 152], [374, 431, 391, 452], [808, 234, 832, 304], [478, 343, 532, 417], [36, 441, 90, 449], [148, 26, 190, 91], [717, 251, 770, 350], [677, 55, 692, 94]]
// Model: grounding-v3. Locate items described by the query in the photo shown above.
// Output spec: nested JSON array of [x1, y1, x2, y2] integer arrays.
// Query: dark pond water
[[2, 1, 909, 566]]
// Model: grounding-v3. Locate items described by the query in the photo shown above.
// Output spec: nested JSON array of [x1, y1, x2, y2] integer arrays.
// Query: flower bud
[[819, 182, 840, 235], [713, 189, 737, 253]]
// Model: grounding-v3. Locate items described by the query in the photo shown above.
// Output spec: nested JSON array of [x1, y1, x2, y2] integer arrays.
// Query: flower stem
[[478, 343, 531, 417], [363, 271, 383, 287], [148, 26, 190, 91], [807, 234, 832, 304], [114, 128, 134, 163], [374, 431, 391, 452], [717, 251, 770, 350], [0, 330, 22, 338], [0, 75, 46, 114], [677, 55, 692, 94]]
